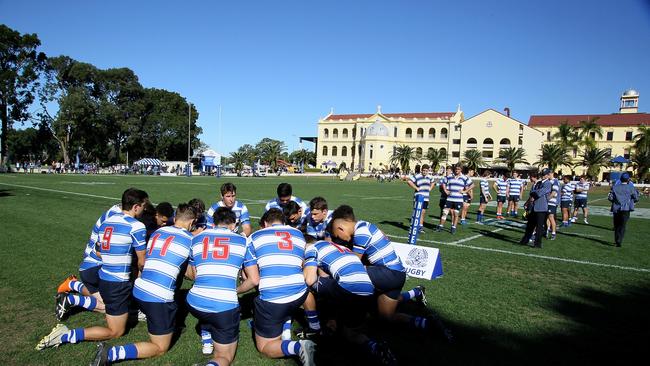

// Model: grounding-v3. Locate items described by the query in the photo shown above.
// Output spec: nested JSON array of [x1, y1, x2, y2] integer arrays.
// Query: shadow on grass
[[0, 189, 13, 198], [379, 220, 411, 231]]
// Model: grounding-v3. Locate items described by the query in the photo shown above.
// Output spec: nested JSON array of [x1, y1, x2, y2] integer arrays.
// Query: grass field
[[1, 173, 649, 365]]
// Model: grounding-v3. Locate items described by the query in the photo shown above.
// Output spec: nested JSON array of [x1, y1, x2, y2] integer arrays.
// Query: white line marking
[[0, 182, 121, 201]]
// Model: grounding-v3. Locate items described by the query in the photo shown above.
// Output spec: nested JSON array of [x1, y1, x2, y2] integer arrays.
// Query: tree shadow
[[0, 189, 13, 198]]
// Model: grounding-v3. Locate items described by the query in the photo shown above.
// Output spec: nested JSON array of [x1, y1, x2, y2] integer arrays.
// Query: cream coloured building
[[316, 106, 543, 173], [529, 89, 649, 180]]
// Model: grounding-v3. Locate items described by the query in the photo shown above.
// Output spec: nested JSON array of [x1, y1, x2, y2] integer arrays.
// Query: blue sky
[[2, 0, 649, 155]]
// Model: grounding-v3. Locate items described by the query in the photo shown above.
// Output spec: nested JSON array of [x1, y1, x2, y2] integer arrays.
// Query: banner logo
[[406, 247, 428, 268]]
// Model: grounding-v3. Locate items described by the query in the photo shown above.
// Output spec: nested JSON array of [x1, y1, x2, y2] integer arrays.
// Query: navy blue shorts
[[98, 280, 132, 316], [79, 266, 100, 294], [137, 299, 177, 335], [560, 201, 572, 209], [574, 199, 588, 208], [366, 266, 406, 300], [547, 205, 557, 215], [312, 276, 372, 327], [254, 290, 308, 338], [189, 306, 240, 344], [463, 195, 471, 204], [497, 195, 507, 203], [439, 199, 446, 209], [413, 198, 429, 210], [445, 201, 463, 211], [508, 195, 520, 202], [480, 195, 488, 204]]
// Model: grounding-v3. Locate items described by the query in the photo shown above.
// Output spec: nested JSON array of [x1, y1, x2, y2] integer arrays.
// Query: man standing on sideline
[[608, 173, 639, 247], [520, 169, 552, 248], [405, 164, 433, 232]]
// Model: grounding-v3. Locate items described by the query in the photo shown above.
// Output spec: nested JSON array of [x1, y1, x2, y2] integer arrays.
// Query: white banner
[[393, 242, 443, 280]]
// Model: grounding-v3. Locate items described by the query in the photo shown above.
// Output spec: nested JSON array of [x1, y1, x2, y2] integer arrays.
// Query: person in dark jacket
[[608, 173, 639, 247], [520, 169, 552, 248]]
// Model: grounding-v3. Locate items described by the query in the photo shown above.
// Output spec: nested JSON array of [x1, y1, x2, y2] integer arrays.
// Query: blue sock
[[413, 316, 427, 329], [69, 280, 86, 293], [201, 329, 212, 345], [401, 287, 422, 301], [281, 320, 292, 340], [281, 340, 301, 356], [67, 294, 97, 311], [108, 344, 138, 362], [366, 339, 378, 353], [305, 310, 320, 331], [60, 328, 84, 344], [206, 362, 219, 366]]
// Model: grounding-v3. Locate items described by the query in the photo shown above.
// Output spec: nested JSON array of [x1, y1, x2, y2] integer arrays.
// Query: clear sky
[[2, 0, 650, 155]]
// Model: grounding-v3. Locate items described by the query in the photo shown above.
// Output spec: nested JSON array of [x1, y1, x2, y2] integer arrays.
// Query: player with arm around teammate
[[89, 203, 197, 365], [236, 208, 316, 366]]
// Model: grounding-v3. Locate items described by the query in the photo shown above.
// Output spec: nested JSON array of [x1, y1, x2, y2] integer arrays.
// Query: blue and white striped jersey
[[444, 175, 468, 203], [495, 179, 508, 196], [352, 221, 405, 272], [133, 226, 193, 303], [244, 224, 307, 304], [480, 178, 490, 196], [187, 227, 248, 313], [438, 176, 450, 200], [264, 196, 308, 213], [306, 210, 333, 240], [206, 200, 250, 231], [98, 213, 147, 282], [80, 204, 122, 271], [305, 240, 374, 296], [409, 173, 433, 201], [575, 182, 590, 199], [549, 178, 560, 205], [561, 182, 576, 202], [507, 178, 524, 196]]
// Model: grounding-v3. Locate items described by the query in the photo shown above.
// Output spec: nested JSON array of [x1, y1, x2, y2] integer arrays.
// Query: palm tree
[[426, 148, 447, 172], [499, 147, 528, 173], [552, 121, 579, 149], [259, 140, 286, 172], [535, 143, 572, 172], [390, 144, 419, 173], [462, 149, 486, 171], [633, 124, 650, 153], [578, 117, 603, 149], [229, 151, 247, 175], [632, 148, 650, 182], [580, 147, 610, 180]]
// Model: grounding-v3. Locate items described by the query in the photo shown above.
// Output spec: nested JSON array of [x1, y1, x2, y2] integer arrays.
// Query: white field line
[[3, 182, 649, 273]]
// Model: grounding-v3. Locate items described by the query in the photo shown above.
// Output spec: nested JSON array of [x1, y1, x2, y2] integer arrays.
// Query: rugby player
[[405, 164, 433, 233], [206, 183, 251, 236]]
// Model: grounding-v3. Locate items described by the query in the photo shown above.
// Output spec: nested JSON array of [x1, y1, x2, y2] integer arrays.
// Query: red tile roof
[[325, 112, 455, 121], [528, 113, 650, 127]]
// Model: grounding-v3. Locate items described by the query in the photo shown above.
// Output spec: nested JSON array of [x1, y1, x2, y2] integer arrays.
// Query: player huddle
[[37, 183, 450, 366], [407, 165, 591, 240]]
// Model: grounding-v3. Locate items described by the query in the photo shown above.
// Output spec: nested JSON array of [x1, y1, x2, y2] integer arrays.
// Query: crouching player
[[37, 189, 149, 351], [305, 197, 332, 240], [185, 207, 248, 366], [304, 238, 398, 364], [237, 208, 316, 366], [90, 203, 197, 365]]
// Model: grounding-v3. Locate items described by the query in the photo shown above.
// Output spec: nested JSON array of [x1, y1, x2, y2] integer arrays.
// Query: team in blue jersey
[[206, 182, 252, 236]]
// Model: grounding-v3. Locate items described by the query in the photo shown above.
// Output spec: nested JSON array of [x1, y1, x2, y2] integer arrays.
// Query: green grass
[[1, 173, 649, 365]]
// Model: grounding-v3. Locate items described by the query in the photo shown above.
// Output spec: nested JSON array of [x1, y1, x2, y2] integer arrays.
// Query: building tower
[[619, 89, 639, 113]]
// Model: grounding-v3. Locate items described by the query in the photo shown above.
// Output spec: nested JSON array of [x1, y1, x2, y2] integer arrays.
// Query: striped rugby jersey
[[133, 226, 193, 303], [186, 227, 248, 313], [264, 196, 308, 213], [244, 224, 307, 304], [444, 174, 468, 203], [480, 178, 490, 196], [98, 213, 147, 282], [306, 210, 333, 240], [561, 182, 576, 201], [206, 200, 250, 231], [410, 173, 433, 201], [80, 204, 122, 271], [549, 178, 560, 205], [495, 179, 508, 196], [305, 240, 374, 296], [438, 176, 451, 200], [507, 178, 524, 196], [575, 182, 590, 199], [352, 221, 405, 272]]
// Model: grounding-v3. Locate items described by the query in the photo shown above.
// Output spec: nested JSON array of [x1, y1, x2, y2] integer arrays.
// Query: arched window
[[467, 138, 477, 144], [322, 146, 328, 156], [406, 128, 413, 138], [417, 128, 424, 139], [428, 147, 434, 156], [429, 128, 435, 139], [483, 138, 494, 145], [416, 147, 423, 157], [500, 138, 511, 146], [323, 128, 329, 138], [439, 147, 447, 157], [342, 128, 348, 138], [332, 146, 338, 156], [342, 146, 348, 156], [333, 129, 339, 139], [440, 128, 448, 139]]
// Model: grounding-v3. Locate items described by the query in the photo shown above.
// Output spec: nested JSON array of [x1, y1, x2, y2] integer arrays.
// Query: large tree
[[535, 143, 572, 172], [426, 148, 447, 172], [580, 147, 611, 180], [390, 144, 419, 173], [631, 148, 650, 182], [552, 121, 579, 150], [499, 147, 528, 173], [577, 117, 603, 149], [256, 138, 286, 171], [462, 149, 486, 171], [0, 25, 46, 164], [633, 124, 650, 153]]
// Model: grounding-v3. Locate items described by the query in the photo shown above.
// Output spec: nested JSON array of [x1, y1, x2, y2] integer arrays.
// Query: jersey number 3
[[276, 231, 293, 250]]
